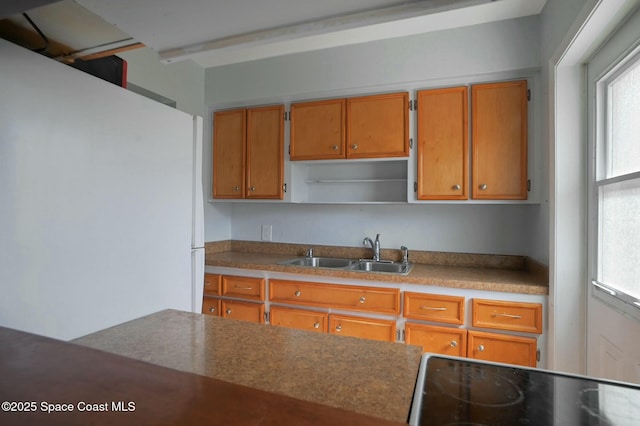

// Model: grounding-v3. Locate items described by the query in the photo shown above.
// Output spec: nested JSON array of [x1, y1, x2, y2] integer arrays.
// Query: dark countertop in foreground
[[0, 323, 405, 426], [74, 309, 422, 423], [204, 241, 549, 295]]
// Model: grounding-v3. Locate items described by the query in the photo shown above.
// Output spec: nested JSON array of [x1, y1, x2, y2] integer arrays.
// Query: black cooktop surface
[[414, 355, 640, 426]]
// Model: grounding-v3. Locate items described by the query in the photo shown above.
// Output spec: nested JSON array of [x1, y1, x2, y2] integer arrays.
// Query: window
[[592, 48, 640, 311]]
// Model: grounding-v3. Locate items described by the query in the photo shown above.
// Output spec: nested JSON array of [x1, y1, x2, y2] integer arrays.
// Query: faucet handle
[[401, 246, 409, 264], [306, 248, 314, 258]]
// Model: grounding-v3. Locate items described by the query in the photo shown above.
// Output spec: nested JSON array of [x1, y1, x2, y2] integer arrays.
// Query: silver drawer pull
[[209, 307, 216, 313], [234, 285, 253, 290], [335, 325, 342, 332], [491, 313, 522, 319], [452, 184, 461, 190], [226, 309, 232, 315], [420, 306, 447, 311], [359, 296, 366, 304], [294, 290, 301, 297], [450, 340, 457, 348], [314, 322, 320, 329], [477, 344, 485, 352]]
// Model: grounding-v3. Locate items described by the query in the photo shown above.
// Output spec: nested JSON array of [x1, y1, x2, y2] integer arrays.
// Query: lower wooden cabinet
[[270, 306, 327, 333], [329, 314, 396, 343], [405, 323, 467, 357], [467, 330, 537, 367], [202, 297, 221, 316], [221, 300, 265, 324]]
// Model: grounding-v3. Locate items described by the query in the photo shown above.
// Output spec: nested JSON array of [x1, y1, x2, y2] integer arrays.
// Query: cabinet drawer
[[269, 279, 399, 314], [202, 297, 221, 316], [222, 275, 265, 301], [221, 300, 265, 324], [270, 306, 327, 333], [405, 323, 467, 357], [403, 292, 465, 325], [203, 273, 221, 296], [468, 330, 537, 367], [329, 314, 396, 342], [472, 299, 542, 334]]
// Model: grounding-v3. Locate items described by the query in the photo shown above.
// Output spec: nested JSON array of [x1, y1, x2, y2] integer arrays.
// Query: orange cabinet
[[212, 105, 284, 199], [471, 80, 528, 199], [222, 275, 265, 301], [329, 314, 396, 343], [203, 273, 221, 296], [346, 92, 409, 159], [270, 306, 327, 333], [403, 292, 465, 325], [472, 299, 542, 334], [269, 279, 399, 314], [290, 99, 345, 160], [221, 300, 265, 324], [416, 86, 468, 200], [202, 297, 221, 316], [405, 323, 467, 357], [467, 330, 537, 367]]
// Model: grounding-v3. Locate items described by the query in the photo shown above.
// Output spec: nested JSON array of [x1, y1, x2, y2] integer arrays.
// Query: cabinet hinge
[[414, 182, 418, 193], [264, 311, 270, 323], [282, 183, 287, 193], [409, 99, 417, 111], [527, 179, 531, 192], [409, 138, 413, 149], [536, 349, 541, 362], [396, 329, 405, 342], [284, 111, 290, 121], [527, 89, 531, 101]]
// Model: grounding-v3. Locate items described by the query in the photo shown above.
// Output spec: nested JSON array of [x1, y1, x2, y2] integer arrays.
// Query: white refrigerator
[[0, 38, 204, 341]]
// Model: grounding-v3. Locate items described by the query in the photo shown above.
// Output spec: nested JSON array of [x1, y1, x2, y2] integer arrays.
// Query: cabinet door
[[202, 297, 221, 316], [405, 323, 467, 357], [417, 87, 468, 200], [213, 108, 246, 199], [468, 330, 537, 367], [472, 299, 542, 334], [221, 275, 265, 301], [403, 292, 465, 325], [346, 92, 409, 158], [471, 80, 528, 199], [246, 105, 284, 199], [221, 300, 265, 324], [270, 306, 328, 333], [329, 314, 396, 342], [290, 99, 345, 160]]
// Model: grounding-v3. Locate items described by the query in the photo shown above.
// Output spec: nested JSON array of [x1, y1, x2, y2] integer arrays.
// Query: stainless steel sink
[[279, 256, 356, 268], [349, 260, 413, 275]]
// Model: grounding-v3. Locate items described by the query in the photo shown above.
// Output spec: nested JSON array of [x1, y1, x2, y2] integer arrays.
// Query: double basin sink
[[278, 256, 412, 275]]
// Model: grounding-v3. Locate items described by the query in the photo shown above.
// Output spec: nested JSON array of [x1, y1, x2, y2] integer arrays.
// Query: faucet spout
[[363, 234, 381, 262]]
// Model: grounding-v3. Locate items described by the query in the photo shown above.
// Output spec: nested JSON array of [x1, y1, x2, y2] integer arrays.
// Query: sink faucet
[[363, 234, 381, 262], [401, 246, 409, 265]]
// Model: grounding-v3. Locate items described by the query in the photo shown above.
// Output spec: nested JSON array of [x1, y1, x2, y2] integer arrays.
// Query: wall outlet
[[261, 224, 272, 241]]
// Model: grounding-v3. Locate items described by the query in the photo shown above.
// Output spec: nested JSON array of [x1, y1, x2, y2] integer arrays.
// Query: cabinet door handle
[[491, 313, 522, 319], [233, 285, 253, 290], [452, 184, 461, 190], [479, 184, 487, 190], [477, 344, 485, 352], [226, 309, 232, 315], [209, 307, 216, 313], [234, 186, 240, 191], [294, 290, 301, 297], [335, 325, 342, 332], [450, 340, 457, 348], [313, 322, 320, 329], [351, 144, 358, 150], [359, 296, 366, 304], [250, 186, 256, 191], [420, 306, 446, 311], [332, 145, 339, 150]]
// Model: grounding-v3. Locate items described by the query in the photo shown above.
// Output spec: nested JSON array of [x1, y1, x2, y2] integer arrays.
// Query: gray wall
[[204, 16, 549, 262]]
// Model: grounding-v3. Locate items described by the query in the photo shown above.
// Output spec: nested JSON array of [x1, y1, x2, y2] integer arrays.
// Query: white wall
[[205, 16, 548, 260]]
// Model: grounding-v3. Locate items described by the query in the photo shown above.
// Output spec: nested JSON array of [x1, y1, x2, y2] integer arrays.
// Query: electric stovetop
[[410, 354, 640, 426]]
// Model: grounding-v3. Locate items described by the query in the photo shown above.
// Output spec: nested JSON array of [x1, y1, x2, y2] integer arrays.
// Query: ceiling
[[0, 0, 546, 68]]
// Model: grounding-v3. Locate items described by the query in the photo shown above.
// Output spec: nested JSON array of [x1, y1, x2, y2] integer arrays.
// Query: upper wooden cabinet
[[289, 92, 409, 161], [471, 80, 528, 200], [347, 92, 409, 158], [212, 105, 284, 199], [416, 86, 468, 200], [290, 99, 345, 160]]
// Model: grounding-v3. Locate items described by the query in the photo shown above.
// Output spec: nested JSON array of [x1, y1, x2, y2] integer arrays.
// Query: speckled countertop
[[205, 240, 549, 295], [74, 309, 422, 423]]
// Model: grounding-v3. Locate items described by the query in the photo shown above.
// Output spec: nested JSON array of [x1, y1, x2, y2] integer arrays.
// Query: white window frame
[[589, 43, 640, 320]]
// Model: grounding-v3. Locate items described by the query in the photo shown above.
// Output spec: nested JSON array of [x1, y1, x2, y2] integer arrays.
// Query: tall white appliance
[[0, 39, 204, 341]]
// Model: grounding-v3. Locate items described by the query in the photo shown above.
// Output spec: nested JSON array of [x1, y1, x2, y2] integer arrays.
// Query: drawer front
[[405, 323, 467, 357], [329, 314, 396, 342], [270, 306, 327, 333], [221, 300, 265, 324], [269, 279, 399, 314], [468, 330, 537, 367], [204, 273, 221, 296], [403, 292, 465, 324], [472, 299, 542, 334], [202, 297, 221, 316], [222, 275, 265, 301]]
